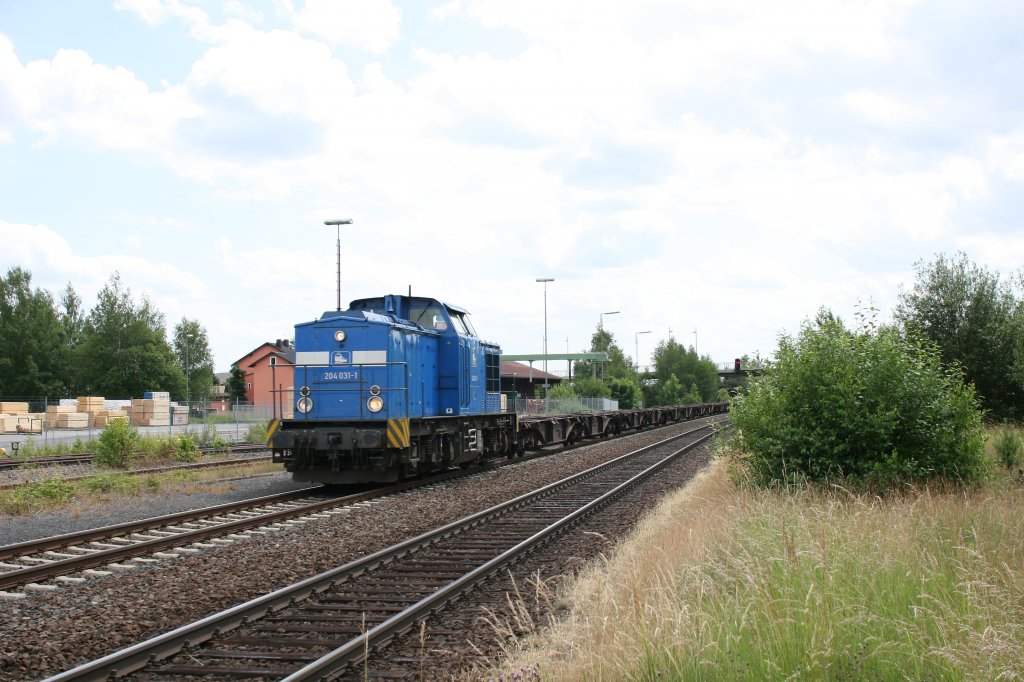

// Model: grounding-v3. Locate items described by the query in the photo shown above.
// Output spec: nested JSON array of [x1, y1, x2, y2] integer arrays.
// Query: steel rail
[[42, 421, 722, 681], [286, 426, 720, 680], [0, 470, 474, 592], [0, 454, 274, 492], [0, 443, 268, 471]]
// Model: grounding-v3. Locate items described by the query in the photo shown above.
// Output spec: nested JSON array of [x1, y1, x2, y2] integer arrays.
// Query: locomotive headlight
[[334, 330, 346, 342], [367, 395, 384, 413], [297, 397, 314, 413], [299, 385, 311, 397], [369, 384, 381, 396]]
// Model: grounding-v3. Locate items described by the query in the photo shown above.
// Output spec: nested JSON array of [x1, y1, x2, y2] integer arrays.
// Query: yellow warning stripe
[[265, 418, 280, 447], [387, 418, 410, 449]]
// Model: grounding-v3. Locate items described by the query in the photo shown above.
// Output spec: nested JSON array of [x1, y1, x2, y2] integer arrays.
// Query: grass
[[990, 422, 1023, 470], [6, 421, 268, 459], [0, 461, 283, 516], [484, 438, 1024, 681]]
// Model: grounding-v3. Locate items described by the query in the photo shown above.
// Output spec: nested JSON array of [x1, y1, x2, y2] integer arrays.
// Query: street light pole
[[635, 330, 651, 371], [536, 278, 554, 393], [324, 219, 353, 311], [184, 334, 190, 406], [598, 311, 620, 379]]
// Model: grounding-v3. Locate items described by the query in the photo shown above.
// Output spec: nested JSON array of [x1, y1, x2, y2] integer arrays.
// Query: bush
[[174, 433, 200, 462], [94, 418, 140, 469], [246, 421, 267, 444], [729, 317, 988, 489], [992, 424, 1023, 470]]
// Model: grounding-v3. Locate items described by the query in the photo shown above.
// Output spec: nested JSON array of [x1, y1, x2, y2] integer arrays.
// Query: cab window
[[450, 314, 469, 335], [409, 305, 446, 330], [451, 312, 477, 336]]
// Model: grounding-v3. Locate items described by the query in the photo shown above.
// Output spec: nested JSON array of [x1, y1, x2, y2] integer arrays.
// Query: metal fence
[[509, 396, 619, 415], [0, 397, 273, 450]]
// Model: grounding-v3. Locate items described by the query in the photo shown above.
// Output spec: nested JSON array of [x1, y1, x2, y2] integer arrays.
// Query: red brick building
[[235, 339, 295, 416]]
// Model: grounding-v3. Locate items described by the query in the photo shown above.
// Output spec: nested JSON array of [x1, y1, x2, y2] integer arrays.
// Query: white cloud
[[0, 43, 198, 152], [289, 0, 402, 53], [114, 0, 212, 33], [989, 130, 1024, 181], [1, 0, 1019, 371], [842, 90, 928, 128], [432, 1, 463, 22]]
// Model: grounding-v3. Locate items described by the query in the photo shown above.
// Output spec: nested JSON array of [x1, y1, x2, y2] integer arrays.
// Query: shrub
[[174, 433, 200, 462], [729, 317, 988, 489], [992, 424, 1023, 470], [94, 418, 140, 469], [246, 421, 267, 444], [198, 423, 226, 448]]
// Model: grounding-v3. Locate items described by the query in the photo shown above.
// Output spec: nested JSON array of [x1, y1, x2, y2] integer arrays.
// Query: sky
[[1, 0, 1022, 375]]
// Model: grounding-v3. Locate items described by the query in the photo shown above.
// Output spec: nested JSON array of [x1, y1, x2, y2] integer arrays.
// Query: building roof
[[500, 360, 561, 382], [235, 340, 296, 368]]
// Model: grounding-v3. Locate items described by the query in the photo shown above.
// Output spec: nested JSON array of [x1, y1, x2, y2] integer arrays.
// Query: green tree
[[75, 273, 185, 397], [173, 318, 214, 405], [226, 363, 247, 403], [730, 316, 987, 488], [649, 338, 719, 404], [0, 267, 66, 396], [573, 376, 611, 398], [546, 381, 577, 400], [606, 376, 642, 408], [57, 282, 85, 395], [895, 253, 1023, 418], [656, 373, 684, 405], [573, 326, 631, 380]]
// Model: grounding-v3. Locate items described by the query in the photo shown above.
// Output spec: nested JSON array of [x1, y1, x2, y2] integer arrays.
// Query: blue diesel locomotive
[[268, 295, 518, 484]]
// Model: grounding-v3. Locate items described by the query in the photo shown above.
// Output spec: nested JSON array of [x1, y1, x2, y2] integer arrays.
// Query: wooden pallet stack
[[91, 409, 130, 428], [171, 404, 189, 426], [0, 402, 31, 434], [130, 398, 171, 427], [44, 405, 77, 429]]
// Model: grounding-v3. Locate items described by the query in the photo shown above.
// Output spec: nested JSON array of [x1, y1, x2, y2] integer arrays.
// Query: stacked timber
[[131, 398, 171, 427], [44, 405, 76, 429], [57, 412, 89, 429], [171, 404, 189, 426], [91, 409, 129, 428], [0, 402, 30, 434], [77, 396, 106, 415], [16, 415, 43, 433]]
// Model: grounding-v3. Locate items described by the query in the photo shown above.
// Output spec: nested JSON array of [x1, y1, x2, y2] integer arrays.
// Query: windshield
[[451, 312, 477, 336], [408, 304, 448, 331]]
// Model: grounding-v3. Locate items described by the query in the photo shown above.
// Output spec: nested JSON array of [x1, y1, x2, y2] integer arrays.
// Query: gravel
[[0, 473, 315, 546], [0, 418, 725, 681]]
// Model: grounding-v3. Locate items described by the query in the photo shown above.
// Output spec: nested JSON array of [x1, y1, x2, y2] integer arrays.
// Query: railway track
[[0, 434, 601, 594], [0, 444, 268, 471], [0, 474, 463, 596], [0, 447, 275, 492], [43, 420, 720, 681]]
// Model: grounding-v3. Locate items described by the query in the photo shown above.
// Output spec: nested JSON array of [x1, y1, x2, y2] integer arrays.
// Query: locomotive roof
[[302, 295, 470, 326], [347, 295, 469, 315]]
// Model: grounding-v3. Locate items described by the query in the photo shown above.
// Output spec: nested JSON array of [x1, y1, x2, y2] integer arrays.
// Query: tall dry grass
[[485, 451, 1024, 681]]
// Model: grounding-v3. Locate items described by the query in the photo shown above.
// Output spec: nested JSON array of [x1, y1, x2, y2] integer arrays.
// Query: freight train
[[267, 294, 726, 485]]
